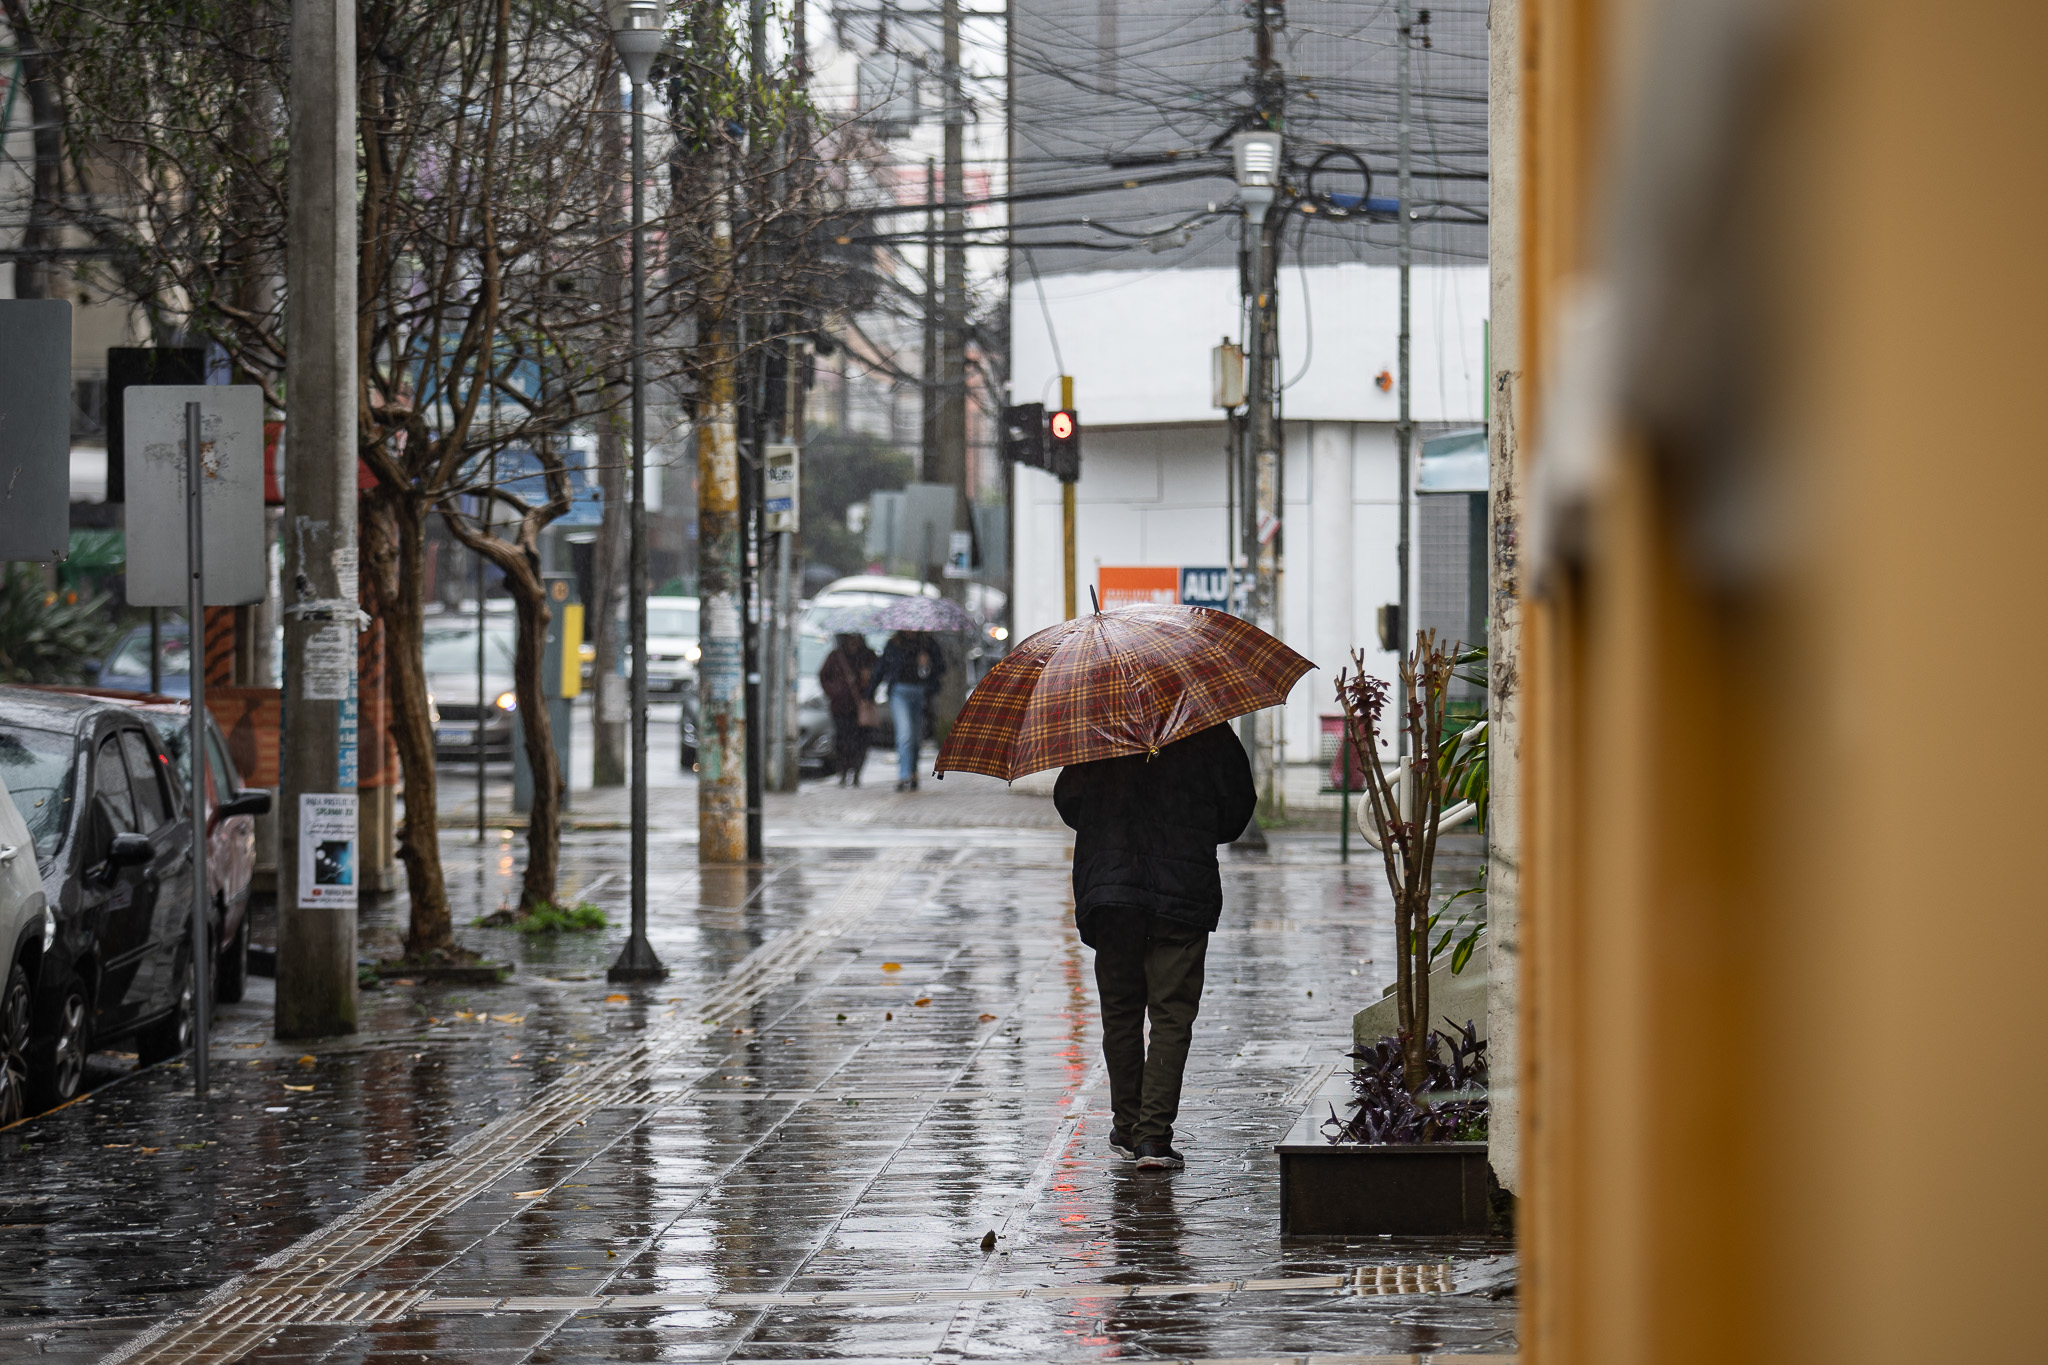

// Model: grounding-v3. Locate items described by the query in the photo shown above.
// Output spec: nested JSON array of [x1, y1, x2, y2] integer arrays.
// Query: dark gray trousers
[[1086, 906, 1208, 1146]]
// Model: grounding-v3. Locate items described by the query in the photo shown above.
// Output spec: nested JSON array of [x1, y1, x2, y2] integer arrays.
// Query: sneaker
[[1134, 1140, 1185, 1170], [1109, 1129, 1137, 1160]]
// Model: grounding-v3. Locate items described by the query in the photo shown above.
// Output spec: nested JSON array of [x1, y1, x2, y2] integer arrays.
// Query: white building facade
[[1009, 260, 1489, 769]]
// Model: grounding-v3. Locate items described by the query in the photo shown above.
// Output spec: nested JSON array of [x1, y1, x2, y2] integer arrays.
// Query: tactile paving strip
[[105, 852, 926, 1365], [413, 1268, 1456, 1315]]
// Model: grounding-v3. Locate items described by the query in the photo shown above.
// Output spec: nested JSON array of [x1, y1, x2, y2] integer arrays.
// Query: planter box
[[1276, 1085, 1490, 1236]]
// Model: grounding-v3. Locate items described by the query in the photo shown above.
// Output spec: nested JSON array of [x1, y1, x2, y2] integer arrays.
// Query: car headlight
[[989, 626, 1009, 641], [427, 692, 441, 724], [684, 643, 701, 662], [494, 691, 518, 712]]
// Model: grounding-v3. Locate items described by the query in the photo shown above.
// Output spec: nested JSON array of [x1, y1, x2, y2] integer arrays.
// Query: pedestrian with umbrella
[[820, 595, 977, 793], [936, 598, 1313, 1170], [818, 632, 878, 785]]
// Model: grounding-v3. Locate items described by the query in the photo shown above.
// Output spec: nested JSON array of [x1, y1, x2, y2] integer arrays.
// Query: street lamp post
[[608, 0, 667, 983]]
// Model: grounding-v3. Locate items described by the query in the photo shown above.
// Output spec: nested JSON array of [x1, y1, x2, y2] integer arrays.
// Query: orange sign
[[1097, 565, 1179, 610]]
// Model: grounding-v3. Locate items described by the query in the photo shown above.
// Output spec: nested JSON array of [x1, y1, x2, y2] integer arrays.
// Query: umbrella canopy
[[935, 603, 1313, 781], [813, 595, 979, 634]]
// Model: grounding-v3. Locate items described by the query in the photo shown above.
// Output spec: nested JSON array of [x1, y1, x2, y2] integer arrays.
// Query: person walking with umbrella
[[818, 632, 878, 785], [935, 598, 1312, 1170], [871, 628, 945, 791]]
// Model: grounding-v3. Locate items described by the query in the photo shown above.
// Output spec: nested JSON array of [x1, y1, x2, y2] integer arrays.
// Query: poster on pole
[[0, 300, 74, 562], [124, 385, 267, 605], [297, 792, 358, 910]]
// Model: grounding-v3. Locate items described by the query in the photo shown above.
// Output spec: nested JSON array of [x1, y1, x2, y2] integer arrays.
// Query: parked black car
[[0, 688, 247, 1107]]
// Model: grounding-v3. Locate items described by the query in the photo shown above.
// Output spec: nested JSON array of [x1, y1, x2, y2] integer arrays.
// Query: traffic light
[[1000, 402, 1045, 468], [1048, 408, 1080, 482]]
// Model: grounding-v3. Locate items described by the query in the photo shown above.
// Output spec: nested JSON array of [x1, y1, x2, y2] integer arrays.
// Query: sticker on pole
[[298, 792, 358, 910]]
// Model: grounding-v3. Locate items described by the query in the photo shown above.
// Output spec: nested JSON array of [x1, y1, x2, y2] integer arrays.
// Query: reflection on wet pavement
[[0, 770, 1515, 1362]]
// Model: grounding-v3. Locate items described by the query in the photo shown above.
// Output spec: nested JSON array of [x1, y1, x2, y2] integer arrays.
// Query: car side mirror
[[217, 790, 272, 819], [81, 660, 102, 681], [109, 831, 153, 867]]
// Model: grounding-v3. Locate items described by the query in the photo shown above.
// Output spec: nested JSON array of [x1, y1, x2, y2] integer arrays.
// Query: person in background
[[870, 629, 944, 791], [818, 632, 877, 786], [1053, 723, 1257, 1170]]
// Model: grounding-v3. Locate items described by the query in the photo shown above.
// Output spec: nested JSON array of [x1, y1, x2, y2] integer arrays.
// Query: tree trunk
[[365, 488, 459, 959], [591, 420, 627, 786], [443, 510, 562, 912], [591, 60, 628, 788]]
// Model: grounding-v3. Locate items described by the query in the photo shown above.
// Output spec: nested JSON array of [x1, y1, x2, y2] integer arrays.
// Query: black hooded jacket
[[1053, 723, 1258, 937]]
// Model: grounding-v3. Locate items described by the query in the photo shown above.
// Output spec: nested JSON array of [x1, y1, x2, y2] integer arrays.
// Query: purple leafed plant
[[1322, 1021, 1490, 1145]]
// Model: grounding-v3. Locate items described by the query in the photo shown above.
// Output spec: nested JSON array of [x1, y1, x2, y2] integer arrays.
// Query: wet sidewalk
[[0, 761, 1515, 1363]]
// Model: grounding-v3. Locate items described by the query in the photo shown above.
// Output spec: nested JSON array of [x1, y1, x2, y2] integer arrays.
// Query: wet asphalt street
[[0, 751, 1516, 1363]]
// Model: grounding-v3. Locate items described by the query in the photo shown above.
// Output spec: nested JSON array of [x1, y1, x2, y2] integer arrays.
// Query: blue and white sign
[[1179, 566, 1231, 611]]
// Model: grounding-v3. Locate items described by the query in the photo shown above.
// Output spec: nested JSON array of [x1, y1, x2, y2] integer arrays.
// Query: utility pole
[[277, 0, 359, 1039], [697, 1, 747, 864], [1395, 1, 1415, 757], [922, 156, 938, 486], [1061, 375, 1076, 619], [1235, 0, 1286, 829], [740, 0, 767, 860], [933, 0, 971, 731]]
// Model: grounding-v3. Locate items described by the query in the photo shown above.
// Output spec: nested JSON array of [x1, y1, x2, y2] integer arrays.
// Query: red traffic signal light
[[1047, 409, 1080, 482]]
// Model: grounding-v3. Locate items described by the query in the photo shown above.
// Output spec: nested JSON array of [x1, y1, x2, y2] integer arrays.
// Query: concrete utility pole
[[922, 156, 938, 488], [932, 0, 971, 730], [1395, 1, 1414, 753], [1236, 1, 1286, 828], [277, 0, 359, 1039]]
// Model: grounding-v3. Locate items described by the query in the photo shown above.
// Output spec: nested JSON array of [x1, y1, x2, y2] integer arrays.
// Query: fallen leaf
[[513, 1189, 546, 1199], [509, 1053, 523, 1061], [884, 1011, 893, 1021], [139, 1147, 160, 1154], [978, 1013, 998, 1023], [393, 978, 416, 986], [233, 1043, 262, 1050], [604, 994, 628, 1004], [282, 1084, 313, 1092], [490, 1013, 524, 1024], [297, 1054, 316, 1067], [103, 1143, 132, 1149], [913, 998, 932, 1007], [881, 962, 902, 972]]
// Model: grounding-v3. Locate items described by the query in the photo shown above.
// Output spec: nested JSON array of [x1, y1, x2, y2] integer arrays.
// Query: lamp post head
[[608, 0, 666, 85], [1232, 129, 1283, 214]]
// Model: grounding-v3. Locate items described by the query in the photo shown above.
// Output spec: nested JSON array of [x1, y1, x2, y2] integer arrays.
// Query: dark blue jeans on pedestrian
[[890, 684, 926, 784]]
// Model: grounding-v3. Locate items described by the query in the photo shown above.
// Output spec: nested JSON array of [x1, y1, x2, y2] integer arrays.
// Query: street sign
[[124, 386, 268, 605], [1098, 565, 1178, 609], [764, 442, 800, 532], [106, 346, 205, 503], [1180, 566, 1232, 610], [0, 300, 74, 562]]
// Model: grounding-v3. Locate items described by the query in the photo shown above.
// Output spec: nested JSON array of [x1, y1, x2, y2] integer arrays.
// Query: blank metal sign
[[0, 300, 73, 562], [124, 385, 267, 605]]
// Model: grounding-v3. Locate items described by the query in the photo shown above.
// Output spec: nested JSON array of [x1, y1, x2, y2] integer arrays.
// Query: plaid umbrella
[[813, 595, 979, 634], [935, 603, 1314, 781]]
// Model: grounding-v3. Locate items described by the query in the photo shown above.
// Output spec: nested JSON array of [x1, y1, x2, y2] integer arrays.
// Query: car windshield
[[108, 627, 191, 678], [0, 724, 76, 859], [422, 626, 515, 673], [648, 607, 698, 639]]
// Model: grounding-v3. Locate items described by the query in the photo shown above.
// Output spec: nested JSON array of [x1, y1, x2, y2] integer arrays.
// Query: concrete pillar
[[276, 0, 359, 1038], [1484, 0, 1522, 1196]]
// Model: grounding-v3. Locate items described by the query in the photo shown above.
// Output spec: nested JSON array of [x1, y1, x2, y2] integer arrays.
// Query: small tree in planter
[[1336, 632, 1460, 1097]]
